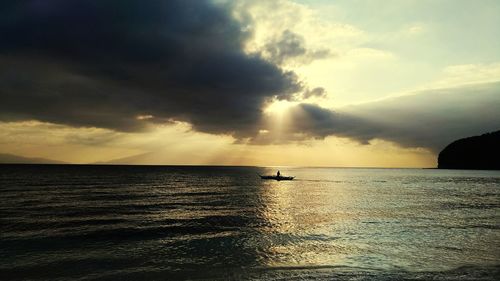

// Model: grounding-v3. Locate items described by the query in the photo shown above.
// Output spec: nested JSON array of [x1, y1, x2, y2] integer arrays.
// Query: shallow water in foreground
[[1, 165, 499, 280]]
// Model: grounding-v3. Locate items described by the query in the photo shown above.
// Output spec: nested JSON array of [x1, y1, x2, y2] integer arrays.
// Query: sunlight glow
[[264, 100, 297, 115], [136, 114, 154, 120]]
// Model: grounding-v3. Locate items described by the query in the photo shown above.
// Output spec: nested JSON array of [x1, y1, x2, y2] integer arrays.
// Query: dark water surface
[[1, 165, 499, 280]]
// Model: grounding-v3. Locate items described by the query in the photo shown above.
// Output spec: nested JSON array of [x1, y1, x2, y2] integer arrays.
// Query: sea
[[1, 165, 499, 280]]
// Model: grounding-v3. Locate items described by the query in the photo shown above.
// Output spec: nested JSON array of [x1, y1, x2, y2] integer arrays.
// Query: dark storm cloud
[[0, 0, 301, 137], [276, 81, 500, 151]]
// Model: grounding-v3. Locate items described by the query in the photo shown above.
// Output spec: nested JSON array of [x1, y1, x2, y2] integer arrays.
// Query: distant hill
[[92, 152, 154, 165], [0, 153, 67, 164], [438, 131, 500, 170]]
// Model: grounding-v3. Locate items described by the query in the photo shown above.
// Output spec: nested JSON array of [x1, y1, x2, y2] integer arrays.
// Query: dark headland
[[438, 130, 500, 170]]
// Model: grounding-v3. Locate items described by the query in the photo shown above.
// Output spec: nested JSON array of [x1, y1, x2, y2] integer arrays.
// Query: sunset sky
[[1, 0, 499, 167]]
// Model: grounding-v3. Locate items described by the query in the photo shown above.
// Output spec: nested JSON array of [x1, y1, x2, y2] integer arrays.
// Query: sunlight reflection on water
[[0, 165, 499, 280]]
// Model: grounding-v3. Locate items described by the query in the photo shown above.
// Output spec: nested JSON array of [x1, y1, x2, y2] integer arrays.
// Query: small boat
[[259, 175, 294, 181]]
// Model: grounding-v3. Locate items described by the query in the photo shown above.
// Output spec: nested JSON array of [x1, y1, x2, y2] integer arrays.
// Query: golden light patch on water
[[266, 243, 358, 267]]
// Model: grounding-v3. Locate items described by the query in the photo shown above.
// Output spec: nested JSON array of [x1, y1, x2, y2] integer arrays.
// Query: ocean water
[[0, 165, 499, 280]]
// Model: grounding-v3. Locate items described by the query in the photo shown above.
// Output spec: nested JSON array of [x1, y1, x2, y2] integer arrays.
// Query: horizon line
[[0, 162, 436, 169]]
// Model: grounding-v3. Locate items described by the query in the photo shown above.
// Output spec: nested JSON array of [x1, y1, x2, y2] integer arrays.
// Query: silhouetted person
[[277, 170, 281, 177]]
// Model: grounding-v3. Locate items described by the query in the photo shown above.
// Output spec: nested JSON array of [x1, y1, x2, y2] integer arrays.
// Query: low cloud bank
[[275, 82, 500, 151]]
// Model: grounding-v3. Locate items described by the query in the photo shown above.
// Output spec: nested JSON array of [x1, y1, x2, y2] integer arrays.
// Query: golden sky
[[0, 0, 499, 167]]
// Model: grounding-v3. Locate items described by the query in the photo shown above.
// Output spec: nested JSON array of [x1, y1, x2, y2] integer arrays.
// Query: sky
[[0, 0, 499, 167]]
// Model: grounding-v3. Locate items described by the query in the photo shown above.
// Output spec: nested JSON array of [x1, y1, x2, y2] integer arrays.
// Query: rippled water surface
[[1, 165, 499, 280]]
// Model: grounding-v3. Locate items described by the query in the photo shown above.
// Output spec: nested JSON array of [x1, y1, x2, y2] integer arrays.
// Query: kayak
[[260, 175, 294, 181]]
